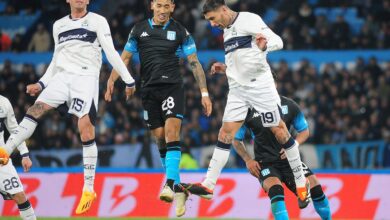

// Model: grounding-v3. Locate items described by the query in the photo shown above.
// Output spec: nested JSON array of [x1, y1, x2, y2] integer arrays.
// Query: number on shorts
[[3, 177, 20, 191], [71, 98, 85, 112], [162, 96, 175, 111], [261, 112, 275, 124]]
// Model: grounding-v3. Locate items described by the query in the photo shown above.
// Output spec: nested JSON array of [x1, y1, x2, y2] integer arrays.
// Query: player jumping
[[0, 95, 36, 220], [0, 0, 135, 214], [105, 0, 212, 217], [188, 0, 310, 205]]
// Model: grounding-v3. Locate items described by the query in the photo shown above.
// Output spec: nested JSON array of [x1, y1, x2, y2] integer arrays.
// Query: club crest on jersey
[[81, 20, 88, 27], [167, 31, 176, 40], [281, 105, 288, 115]]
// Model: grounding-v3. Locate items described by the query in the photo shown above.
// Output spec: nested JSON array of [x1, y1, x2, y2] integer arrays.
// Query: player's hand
[[26, 83, 42, 97], [246, 159, 261, 178], [22, 156, 32, 172], [210, 62, 227, 75], [125, 86, 136, 101], [255, 33, 268, 51], [280, 149, 287, 160], [104, 79, 115, 102], [201, 96, 212, 116]]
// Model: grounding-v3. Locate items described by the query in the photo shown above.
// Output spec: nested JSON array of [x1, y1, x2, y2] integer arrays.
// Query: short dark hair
[[202, 0, 225, 14]]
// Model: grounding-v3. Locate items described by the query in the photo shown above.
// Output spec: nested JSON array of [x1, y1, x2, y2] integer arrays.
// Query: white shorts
[[223, 75, 281, 127], [37, 72, 99, 118], [0, 159, 24, 198]]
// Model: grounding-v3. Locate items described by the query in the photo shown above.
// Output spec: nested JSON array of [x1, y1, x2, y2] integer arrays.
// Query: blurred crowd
[[0, 0, 389, 52], [1, 56, 389, 150]]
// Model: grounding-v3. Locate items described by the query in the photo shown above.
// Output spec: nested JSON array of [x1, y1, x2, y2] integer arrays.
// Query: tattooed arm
[[187, 53, 212, 116]]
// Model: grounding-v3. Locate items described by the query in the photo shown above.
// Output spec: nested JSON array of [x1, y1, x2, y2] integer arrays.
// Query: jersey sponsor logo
[[224, 36, 252, 54], [281, 105, 288, 115], [261, 168, 270, 176], [167, 31, 176, 40], [58, 28, 97, 44], [140, 32, 149, 37]]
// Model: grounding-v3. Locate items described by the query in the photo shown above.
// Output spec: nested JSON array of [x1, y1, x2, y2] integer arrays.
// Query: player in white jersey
[[0, 95, 36, 220], [188, 0, 310, 206], [0, 0, 135, 214]]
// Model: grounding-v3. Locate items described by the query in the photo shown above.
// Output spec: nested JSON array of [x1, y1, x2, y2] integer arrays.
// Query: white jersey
[[39, 12, 134, 87], [223, 12, 283, 88], [0, 95, 28, 155]]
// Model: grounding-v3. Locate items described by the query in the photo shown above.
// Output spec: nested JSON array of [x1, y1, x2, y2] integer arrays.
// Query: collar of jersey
[[69, 11, 89, 20], [148, 18, 172, 30], [227, 12, 240, 29]]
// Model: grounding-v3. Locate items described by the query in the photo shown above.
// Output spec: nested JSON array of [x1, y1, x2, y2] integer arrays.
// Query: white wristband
[[201, 92, 209, 97]]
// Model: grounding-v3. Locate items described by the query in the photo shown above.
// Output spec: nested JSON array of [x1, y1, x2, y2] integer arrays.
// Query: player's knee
[[26, 102, 48, 119], [218, 128, 234, 144], [12, 192, 27, 205], [165, 126, 179, 142], [78, 118, 95, 141], [268, 184, 285, 203], [271, 124, 290, 144]]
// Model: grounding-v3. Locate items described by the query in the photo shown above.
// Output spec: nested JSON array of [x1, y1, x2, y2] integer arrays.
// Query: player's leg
[[12, 192, 36, 220], [0, 74, 69, 162], [69, 75, 98, 214], [199, 89, 247, 196], [269, 120, 309, 203], [151, 127, 166, 170], [308, 175, 331, 219], [248, 76, 308, 203], [260, 165, 289, 220]]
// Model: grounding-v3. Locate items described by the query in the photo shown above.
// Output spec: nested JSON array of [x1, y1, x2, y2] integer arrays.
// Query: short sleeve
[[290, 101, 308, 132], [179, 28, 196, 56], [235, 125, 248, 141], [124, 26, 138, 53]]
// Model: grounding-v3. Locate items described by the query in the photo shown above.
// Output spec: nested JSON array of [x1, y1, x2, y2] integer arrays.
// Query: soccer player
[[231, 100, 331, 219], [0, 95, 36, 220], [104, 0, 212, 217], [0, 0, 135, 214], [192, 0, 309, 204]]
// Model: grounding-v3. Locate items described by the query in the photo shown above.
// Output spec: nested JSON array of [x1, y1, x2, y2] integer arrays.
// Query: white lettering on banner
[[98, 177, 138, 216], [364, 175, 390, 219]]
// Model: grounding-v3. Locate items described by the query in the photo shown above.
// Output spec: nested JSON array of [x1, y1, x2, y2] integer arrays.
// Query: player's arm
[[246, 14, 283, 52], [233, 125, 260, 178], [27, 22, 59, 97], [4, 99, 32, 172], [183, 34, 212, 116], [97, 17, 135, 99]]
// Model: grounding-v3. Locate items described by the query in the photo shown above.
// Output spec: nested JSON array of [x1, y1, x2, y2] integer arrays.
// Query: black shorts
[[141, 84, 185, 129], [258, 160, 313, 194]]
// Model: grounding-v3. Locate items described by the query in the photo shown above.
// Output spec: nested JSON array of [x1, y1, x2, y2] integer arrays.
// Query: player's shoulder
[[0, 95, 11, 108], [53, 15, 69, 28], [88, 12, 108, 23], [239, 11, 262, 20], [281, 96, 298, 106]]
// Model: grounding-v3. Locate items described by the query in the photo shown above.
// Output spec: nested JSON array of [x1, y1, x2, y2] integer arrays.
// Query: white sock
[[202, 147, 230, 190], [5, 116, 38, 154], [83, 141, 98, 192], [285, 141, 306, 187], [18, 200, 36, 220]]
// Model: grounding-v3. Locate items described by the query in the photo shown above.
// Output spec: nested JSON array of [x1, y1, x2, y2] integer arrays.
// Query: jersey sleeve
[[39, 21, 59, 88], [124, 26, 138, 53], [179, 29, 197, 56], [97, 16, 135, 86], [3, 98, 29, 155], [234, 124, 248, 141], [291, 101, 309, 132], [242, 13, 283, 52]]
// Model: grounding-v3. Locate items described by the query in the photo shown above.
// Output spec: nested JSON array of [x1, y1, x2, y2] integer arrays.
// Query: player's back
[[53, 12, 107, 77], [245, 96, 303, 162], [129, 19, 189, 88], [223, 12, 273, 88]]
